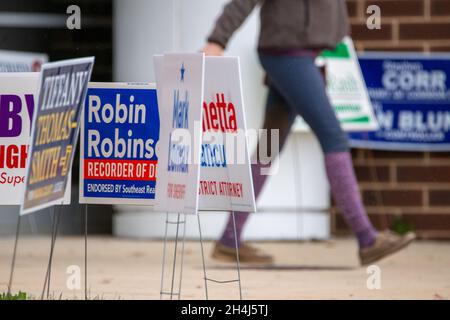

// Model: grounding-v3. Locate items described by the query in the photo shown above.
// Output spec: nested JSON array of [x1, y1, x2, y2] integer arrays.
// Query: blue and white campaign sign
[[199, 57, 256, 212], [79, 83, 159, 205], [0, 73, 70, 206], [154, 53, 205, 214], [349, 53, 450, 151]]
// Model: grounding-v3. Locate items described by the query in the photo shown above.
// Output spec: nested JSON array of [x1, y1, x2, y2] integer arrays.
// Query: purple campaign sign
[[0, 94, 34, 137]]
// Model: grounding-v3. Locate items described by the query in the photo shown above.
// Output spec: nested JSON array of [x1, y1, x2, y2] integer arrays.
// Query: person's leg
[[324, 152, 377, 248], [216, 86, 296, 252], [259, 54, 377, 249]]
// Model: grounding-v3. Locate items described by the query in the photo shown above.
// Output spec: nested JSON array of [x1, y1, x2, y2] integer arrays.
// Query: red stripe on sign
[[84, 159, 157, 181]]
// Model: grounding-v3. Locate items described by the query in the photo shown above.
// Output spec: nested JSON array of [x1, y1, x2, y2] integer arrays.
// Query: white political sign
[[0, 50, 48, 73], [154, 53, 205, 215], [0, 73, 71, 206], [199, 57, 256, 212]]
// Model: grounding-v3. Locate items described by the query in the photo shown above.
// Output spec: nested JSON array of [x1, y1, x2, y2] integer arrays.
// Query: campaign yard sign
[[199, 57, 256, 212], [349, 53, 450, 151], [21, 57, 94, 215], [0, 50, 48, 72], [154, 53, 205, 215], [294, 37, 378, 132], [0, 73, 71, 206], [80, 83, 159, 205]]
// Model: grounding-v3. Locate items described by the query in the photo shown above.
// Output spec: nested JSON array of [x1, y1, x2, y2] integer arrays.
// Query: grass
[[0, 290, 110, 300], [391, 215, 416, 235], [0, 291, 28, 300]]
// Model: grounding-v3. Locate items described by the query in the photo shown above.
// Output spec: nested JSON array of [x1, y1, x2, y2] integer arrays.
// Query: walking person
[[202, 0, 415, 266]]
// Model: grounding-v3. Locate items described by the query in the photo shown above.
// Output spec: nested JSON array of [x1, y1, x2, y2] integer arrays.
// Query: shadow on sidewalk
[[208, 264, 356, 271]]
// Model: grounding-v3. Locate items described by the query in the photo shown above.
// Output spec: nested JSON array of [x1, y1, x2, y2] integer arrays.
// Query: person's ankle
[[218, 238, 240, 249], [357, 229, 378, 249]]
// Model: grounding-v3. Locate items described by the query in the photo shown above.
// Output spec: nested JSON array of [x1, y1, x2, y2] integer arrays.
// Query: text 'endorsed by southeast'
[[29, 70, 89, 186]]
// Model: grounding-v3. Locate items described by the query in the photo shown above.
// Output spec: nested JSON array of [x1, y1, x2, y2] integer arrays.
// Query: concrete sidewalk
[[0, 237, 449, 299]]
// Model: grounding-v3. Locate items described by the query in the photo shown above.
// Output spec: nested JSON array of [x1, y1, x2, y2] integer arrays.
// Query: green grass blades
[[0, 291, 27, 300]]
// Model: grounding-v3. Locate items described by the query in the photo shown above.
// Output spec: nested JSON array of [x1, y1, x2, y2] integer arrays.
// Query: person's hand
[[201, 42, 224, 56]]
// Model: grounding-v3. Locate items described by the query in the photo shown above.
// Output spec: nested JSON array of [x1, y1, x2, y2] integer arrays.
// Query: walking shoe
[[359, 230, 416, 266], [212, 242, 274, 264]]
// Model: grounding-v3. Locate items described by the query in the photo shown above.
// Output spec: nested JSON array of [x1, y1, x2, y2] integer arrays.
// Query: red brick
[[386, 214, 450, 230], [335, 213, 450, 234], [429, 152, 450, 158], [430, 46, 450, 52], [351, 23, 393, 41], [362, 189, 423, 206], [399, 22, 450, 40], [354, 165, 391, 182], [357, 149, 426, 160], [431, 0, 450, 16], [397, 166, 450, 182], [366, 0, 424, 16], [351, 149, 361, 159], [361, 45, 425, 52], [346, 0, 358, 18], [334, 212, 390, 232], [339, 0, 450, 237], [429, 189, 450, 206]]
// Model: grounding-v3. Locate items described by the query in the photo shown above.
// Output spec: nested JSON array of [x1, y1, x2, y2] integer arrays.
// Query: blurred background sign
[[0, 49, 48, 72], [350, 53, 450, 151], [294, 37, 379, 132]]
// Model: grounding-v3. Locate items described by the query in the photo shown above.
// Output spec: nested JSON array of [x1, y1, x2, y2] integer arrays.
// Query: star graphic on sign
[[180, 63, 185, 82]]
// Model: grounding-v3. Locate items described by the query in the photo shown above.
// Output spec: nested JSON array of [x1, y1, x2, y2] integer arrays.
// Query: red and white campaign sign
[[154, 53, 205, 214], [154, 54, 255, 214], [0, 73, 71, 206], [199, 57, 255, 212]]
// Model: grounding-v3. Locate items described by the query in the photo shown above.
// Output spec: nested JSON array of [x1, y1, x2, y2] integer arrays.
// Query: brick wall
[[332, 0, 450, 239]]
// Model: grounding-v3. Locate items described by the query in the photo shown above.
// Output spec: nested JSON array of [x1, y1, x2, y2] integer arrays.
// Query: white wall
[[114, 0, 264, 132], [113, 0, 330, 240]]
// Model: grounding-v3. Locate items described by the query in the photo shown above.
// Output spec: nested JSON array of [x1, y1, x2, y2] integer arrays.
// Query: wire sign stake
[[197, 212, 243, 300], [160, 212, 187, 300]]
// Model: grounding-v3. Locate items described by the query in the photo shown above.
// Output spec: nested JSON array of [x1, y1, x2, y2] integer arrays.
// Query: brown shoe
[[212, 242, 274, 264], [359, 230, 416, 266]]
